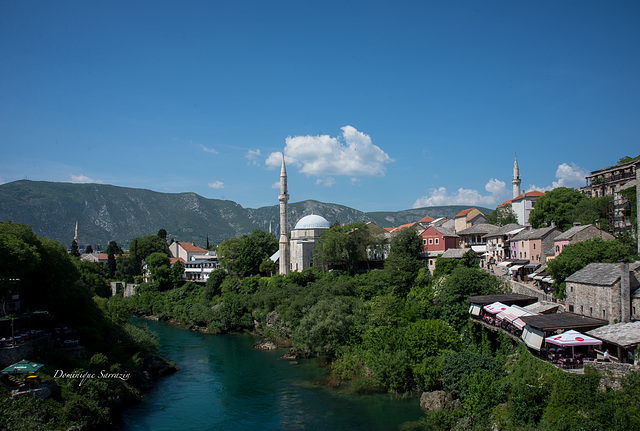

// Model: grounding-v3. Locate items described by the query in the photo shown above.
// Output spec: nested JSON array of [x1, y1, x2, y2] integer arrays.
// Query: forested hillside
[[0, 180, 492, 249]]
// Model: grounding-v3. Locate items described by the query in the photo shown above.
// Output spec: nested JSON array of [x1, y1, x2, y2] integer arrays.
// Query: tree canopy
[[529, 187, 610, 231]]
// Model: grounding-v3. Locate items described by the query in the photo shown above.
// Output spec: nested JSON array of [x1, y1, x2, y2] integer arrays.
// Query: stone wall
[[110, 282, 138, 297], [0, 337, 49, 368], [508, 280, 559, 304], [590, 361, 639, 377]]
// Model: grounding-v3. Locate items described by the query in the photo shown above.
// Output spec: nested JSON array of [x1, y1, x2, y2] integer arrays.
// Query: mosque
[[275, 155, 331, 274]]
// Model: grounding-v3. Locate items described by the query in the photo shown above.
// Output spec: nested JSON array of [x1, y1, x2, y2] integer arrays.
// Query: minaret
[[278, 154, 290, 275], [512, 154, 521, 198], [74, 221, 80, 245]]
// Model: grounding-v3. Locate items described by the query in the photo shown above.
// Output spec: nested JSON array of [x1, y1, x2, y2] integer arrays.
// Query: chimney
[[573, 222, 581, 227], [621, 260, 631, 324]]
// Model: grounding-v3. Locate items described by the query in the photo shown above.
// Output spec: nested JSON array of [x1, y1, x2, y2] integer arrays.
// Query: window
[[522, 241, 525, 247], [589, 307, 593, 315], [435, 238, 439, 245], [581, 306, 584, 313], [570, 286, 573, 292], [569, 305, 574, 312], [428, 238, 433, 245], [423, 239, 427, 245], [524, 252, 527, 258], [603, 310, 606, 319], [556, 245, 560, 253]]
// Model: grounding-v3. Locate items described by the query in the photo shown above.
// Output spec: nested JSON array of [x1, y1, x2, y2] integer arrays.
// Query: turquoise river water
[[120, 318, 424, 430]]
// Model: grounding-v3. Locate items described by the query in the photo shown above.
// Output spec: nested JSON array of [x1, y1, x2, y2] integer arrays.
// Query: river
[[120, 318, 425, 430]]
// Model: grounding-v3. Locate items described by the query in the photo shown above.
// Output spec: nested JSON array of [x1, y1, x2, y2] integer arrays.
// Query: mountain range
[[0, 180, 492, 249]]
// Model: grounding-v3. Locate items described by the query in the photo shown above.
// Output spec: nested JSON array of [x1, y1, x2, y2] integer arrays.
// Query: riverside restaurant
[[469, 294, 610, 369]]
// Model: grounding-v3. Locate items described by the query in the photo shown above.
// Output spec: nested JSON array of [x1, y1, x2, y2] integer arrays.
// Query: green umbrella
[[1, 359, 44, 374]]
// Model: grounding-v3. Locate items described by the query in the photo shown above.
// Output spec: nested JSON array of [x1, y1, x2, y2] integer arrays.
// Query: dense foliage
[[529, 187, 611, 231], [0, 222, 161, 430], [485, 204, 518, 226]]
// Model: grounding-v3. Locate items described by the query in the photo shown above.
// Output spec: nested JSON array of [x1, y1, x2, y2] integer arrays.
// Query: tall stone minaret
[[74, 221, 80, 245], [278, 154, 290, 275], [512, 154, 522, 198]]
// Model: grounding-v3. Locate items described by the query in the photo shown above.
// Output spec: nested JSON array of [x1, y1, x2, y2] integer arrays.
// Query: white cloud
[[266, 126, 393, 179], [208, 181, 224, 189], [316, 177, 336, 187], [0, 177, 4, 185], [200, 144, 218, 154], [70, 174, 103, 184], [525, 163, 590, 193], [413, 178, 508, 208], [271, 181, 280, 190], [246, 149, 261, 166], [552, 163, 589, 189]]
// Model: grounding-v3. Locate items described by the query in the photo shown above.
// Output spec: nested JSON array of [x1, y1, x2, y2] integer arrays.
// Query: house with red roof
[[507, 191, 545, 226], [454, 208, 486, 233], [419, 226, 459, 272]]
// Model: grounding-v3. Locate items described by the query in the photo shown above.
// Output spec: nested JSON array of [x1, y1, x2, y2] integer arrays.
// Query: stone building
[[564, 261, 640, 324], [582, 158, 637, 235], [288, 214, 331, 272], [553, 223, 615, 257]]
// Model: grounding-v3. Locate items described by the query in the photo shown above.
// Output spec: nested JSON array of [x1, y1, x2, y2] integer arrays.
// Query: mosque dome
[[294, 214, 331, 230]]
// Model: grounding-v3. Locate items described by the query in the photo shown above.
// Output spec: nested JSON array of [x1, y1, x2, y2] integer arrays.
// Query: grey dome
[[294, 214, 331, 230]]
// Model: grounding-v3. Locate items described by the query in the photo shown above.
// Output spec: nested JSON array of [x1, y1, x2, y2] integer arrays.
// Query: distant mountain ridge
[[0, 180, 492, 249]]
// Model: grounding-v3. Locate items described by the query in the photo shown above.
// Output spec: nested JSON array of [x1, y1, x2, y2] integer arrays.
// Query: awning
[[524, 263, 540, 269], [497, 261, 513, 267], [542, 277, 553, 283], [545, 330, 602, 347], [484, 301, 509, 314], [1, 359, 44, 374], [509, 265, 524, 272], [522, 326, 545, 351], [533, 275, 546, 281], [469, 304, 482, 316], [472, 245, 486, 253]]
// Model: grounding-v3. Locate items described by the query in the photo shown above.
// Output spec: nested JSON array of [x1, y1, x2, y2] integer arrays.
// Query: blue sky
[[1, 1, 639, 212]]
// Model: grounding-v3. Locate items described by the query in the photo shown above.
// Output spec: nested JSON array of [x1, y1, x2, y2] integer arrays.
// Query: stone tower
[[512, 154, 522, 199], [74, 221, 80, 245], [278, 155, 290, 275]]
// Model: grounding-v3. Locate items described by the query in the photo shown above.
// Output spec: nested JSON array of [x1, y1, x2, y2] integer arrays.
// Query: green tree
[[130, 235, 170, 263], [529, 187, 591, 231], [75, 260, 110, 297], [146, 252, 173, 290], [105, 240, 122, 278], [436, 266, 502, 330], [486, 204, 518, 226], [390, 228, 423, 258], [259, 256, 276, 276], [217, 236, 245, 272], [70, 239, 80, 257], [85, 244, 94, 254], [433, 250, 479, 278], [235, 236, 264, 276], [157, 228, 167, 240], [315, 224, 359, 270], [294, 296, 363, 355], [249, 229, 278, 257]]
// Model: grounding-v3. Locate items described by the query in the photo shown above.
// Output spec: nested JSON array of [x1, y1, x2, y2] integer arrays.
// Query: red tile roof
[[176, 241, 208, 253], [498, 199, 513, 208], [512, 190, 545, 201], [419, 215, 435, 223], [454, 208, 475, 218]]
